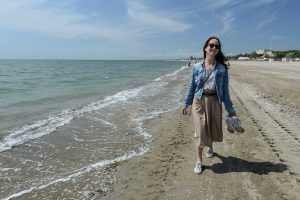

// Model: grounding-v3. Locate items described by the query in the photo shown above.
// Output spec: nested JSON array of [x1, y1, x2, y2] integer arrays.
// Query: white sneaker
[[206, 148, 213, 158], [231, 116, 245, 133], [194, 161, 202, 174], [226, 116, 235, 133], [226, 116, 245, 133]]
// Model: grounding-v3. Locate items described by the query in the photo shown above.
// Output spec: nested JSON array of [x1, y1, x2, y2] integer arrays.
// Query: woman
[[181, 36, 236, 174]]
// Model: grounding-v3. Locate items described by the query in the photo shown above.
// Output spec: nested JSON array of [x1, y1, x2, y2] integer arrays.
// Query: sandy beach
[[93, 61, 300, 200]]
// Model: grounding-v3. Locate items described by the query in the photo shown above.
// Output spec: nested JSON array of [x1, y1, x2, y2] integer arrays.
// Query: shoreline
[[100, 61, 300, 200]]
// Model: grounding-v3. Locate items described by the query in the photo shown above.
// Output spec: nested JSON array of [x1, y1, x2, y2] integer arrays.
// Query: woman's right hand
[[228, 112, 236, 117], [181, 107, 187, 115]]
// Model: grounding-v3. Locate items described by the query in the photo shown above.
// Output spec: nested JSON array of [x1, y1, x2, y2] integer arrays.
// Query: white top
[[203, 66, 216, 92]]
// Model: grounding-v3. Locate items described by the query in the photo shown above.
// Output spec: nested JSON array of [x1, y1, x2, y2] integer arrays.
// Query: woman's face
[[205, 38, 220, 57]]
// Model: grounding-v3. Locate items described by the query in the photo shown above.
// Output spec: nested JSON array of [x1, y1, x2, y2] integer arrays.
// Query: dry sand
[[98, 61, 300, 200]]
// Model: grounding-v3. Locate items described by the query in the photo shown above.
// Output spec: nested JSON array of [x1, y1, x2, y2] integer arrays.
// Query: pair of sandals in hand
[[226, 115, 245, 133]]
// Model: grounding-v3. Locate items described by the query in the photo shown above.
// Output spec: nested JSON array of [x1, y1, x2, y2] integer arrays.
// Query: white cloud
[[219, 12, 235, 35], [0, 0, 192, 40], [206, 0, 236, 10], [126, 1, 192, 33], [0, 0, 131, 40]]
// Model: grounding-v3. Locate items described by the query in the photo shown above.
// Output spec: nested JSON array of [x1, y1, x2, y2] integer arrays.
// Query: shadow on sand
[[206, 153, 288, 175]]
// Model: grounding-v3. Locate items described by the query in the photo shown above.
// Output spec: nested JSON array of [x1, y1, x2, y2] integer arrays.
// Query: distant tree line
[[274, 50, 300, 59], [227, 50, 300, 60]]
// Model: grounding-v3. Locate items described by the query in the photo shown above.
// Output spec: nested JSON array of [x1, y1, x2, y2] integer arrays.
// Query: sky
[[0, 0, 299, 60]]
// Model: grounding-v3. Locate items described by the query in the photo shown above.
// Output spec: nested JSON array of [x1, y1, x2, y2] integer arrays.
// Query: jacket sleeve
[[183, 69, 196, 109], [222, 69, 235, 113]]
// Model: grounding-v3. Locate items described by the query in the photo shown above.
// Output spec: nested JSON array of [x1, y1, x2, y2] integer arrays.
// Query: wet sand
[[99, 61, 300, 200]]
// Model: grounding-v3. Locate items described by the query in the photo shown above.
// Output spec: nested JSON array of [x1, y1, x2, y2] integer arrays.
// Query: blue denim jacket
[[183, 61, 235, 113]]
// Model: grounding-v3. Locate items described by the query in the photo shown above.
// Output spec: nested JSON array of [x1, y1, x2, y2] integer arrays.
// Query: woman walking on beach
[[181, 36, 236, 174]]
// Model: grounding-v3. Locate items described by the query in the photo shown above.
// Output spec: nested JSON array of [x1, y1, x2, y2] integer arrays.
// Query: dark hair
[[203, 36, 228, 69]]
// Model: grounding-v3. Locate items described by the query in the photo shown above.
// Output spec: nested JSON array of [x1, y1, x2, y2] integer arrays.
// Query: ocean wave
[[0, 87, 143, 153], [0, 65, 185, 153], [153, 65, 186, 81]]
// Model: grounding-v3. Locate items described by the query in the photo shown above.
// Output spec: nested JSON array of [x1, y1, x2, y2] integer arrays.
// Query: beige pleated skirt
[[192, 95, 223, 147]]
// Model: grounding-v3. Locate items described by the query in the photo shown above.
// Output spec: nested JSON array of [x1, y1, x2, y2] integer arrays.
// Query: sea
[[0, 59, 189, 199]]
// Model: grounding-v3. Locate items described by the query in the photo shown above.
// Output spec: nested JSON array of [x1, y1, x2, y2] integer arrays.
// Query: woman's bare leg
[[195, 137, 203, 162]]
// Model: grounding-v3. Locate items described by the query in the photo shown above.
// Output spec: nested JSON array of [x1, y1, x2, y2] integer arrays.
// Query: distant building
[[282, 57, 289, 62], [255, 57, 267, 61], [256, 49, 265, 55], [237, 57, 250, 61], [294, 58, 300, 62], [282, 57, 299, 62], [266, 50, 275, 58], [256, 48, 275, 57]]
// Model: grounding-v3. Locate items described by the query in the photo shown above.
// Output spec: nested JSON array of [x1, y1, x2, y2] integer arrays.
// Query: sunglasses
[[208, 43, 220, 49]]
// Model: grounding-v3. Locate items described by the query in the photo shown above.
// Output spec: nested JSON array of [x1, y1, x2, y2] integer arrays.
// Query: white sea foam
[[133, 108, 176, 141], [0, 167, 21, 172], [0, 88, 143, 152], [0, 111, 74, 152], [2, 147, 149, 200], [153, 77, 162, 81], [85, 116, 117, 129], [134, 119, 152, 139], [165, 65, 187, 77], [153, 65, 186, 81]]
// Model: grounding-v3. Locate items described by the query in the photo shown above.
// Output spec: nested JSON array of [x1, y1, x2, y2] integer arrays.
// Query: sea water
[[0, 59, 189, 199]]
